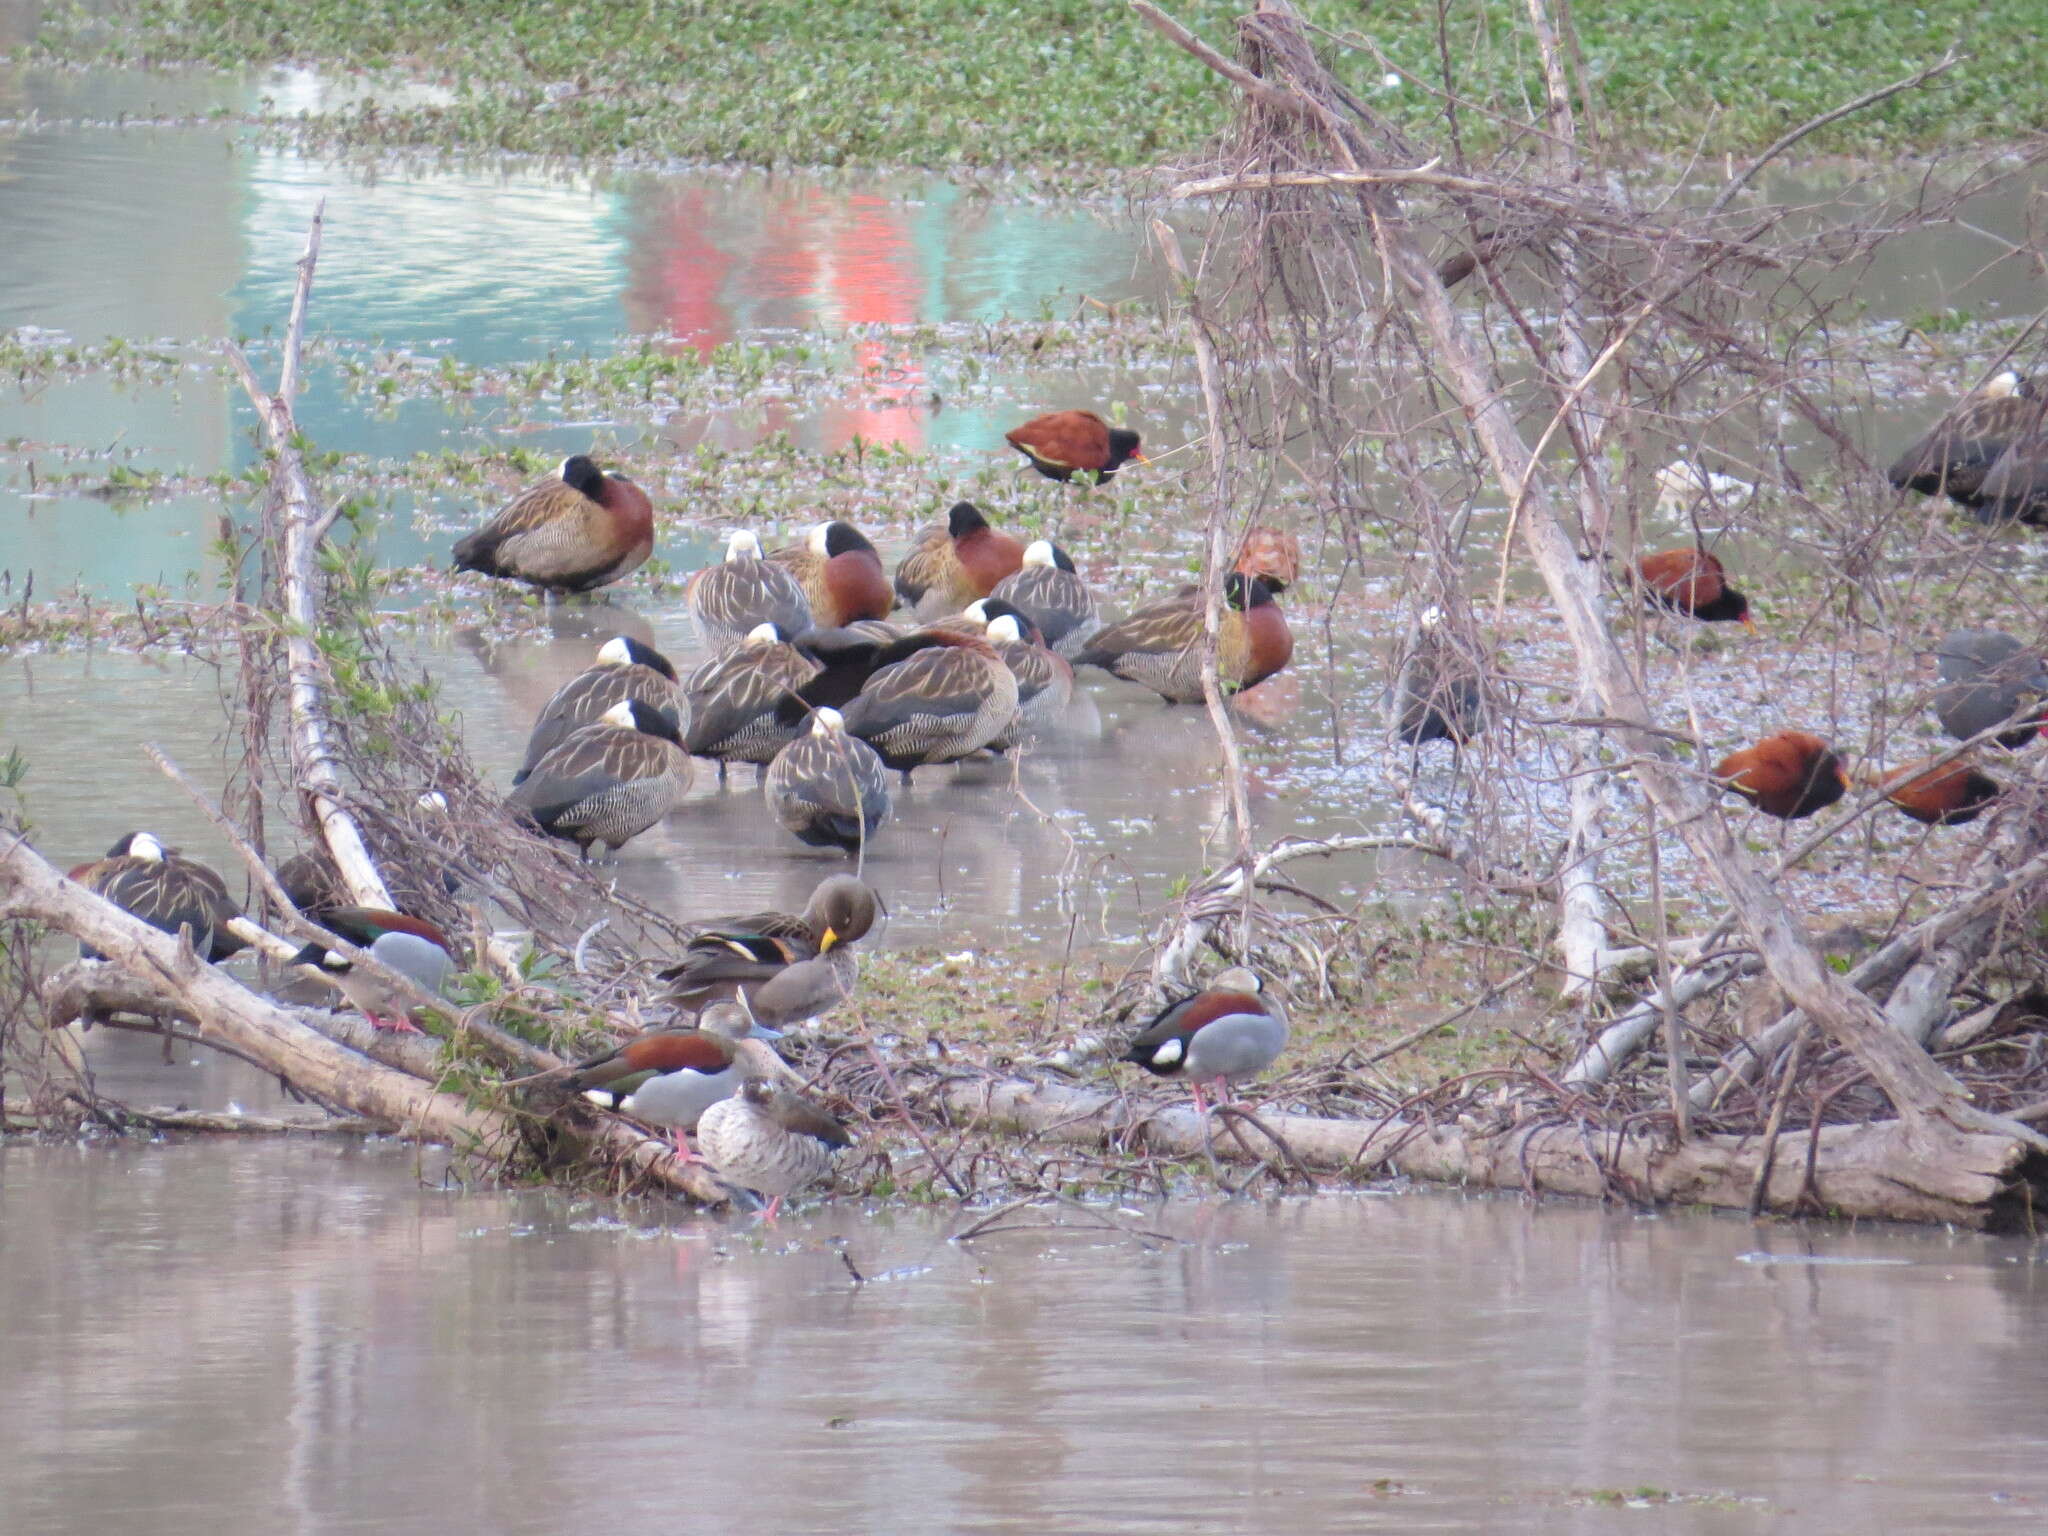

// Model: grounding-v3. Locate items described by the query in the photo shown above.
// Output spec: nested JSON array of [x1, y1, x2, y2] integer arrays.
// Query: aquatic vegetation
[[26, 0, 2045, 168]]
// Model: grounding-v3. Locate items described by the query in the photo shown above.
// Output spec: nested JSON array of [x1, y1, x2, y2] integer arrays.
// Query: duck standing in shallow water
[[764, 707, 893, 854], [1121, 968, 1290, 1116], [452, 455, 654, 595], [684, 622, 820, 781], [768, 520, 894, 628], [686, 530, 813, 653], [563, 1002, 775, 1159], [507, 698, 692, 858], [71, 833, 247, 962], [696, 1078, 852, 1220], [990, 539, 1099, 656], [1714, 731, 1849, 821], [1005, 410, 1145, 484], [514, 636, 684, 787], [1074, 573, 1292, 704], [830, 629, 1020, 781], [1388, 605, 1486, 747], [893, 502, 1026, 621], [290, 907, 455, 1034]]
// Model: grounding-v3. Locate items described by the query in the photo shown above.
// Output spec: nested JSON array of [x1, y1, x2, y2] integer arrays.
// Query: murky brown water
[[5, 1137, 2047, 1533]]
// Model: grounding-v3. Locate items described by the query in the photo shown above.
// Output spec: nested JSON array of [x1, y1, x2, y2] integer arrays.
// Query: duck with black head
[[452, 455, 655, 595]]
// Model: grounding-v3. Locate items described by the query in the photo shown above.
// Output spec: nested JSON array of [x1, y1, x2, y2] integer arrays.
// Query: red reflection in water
[[627, 187, 927, 455]]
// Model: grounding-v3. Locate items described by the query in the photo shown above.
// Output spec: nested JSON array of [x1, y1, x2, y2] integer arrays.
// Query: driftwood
[[935, 1072, 2047, 1229]]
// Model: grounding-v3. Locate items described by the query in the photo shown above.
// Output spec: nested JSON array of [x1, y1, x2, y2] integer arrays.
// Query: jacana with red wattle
[[1637, 548, 1755, 630], [1005, 410, 1145, 484], [1714, 731, 1849, 821]]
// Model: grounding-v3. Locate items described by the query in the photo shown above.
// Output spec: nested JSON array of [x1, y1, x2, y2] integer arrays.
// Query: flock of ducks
[[62, 375, 2048, 1211]]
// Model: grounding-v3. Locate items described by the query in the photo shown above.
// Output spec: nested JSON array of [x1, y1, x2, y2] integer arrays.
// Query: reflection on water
[[3, 1140, 2045, 1534]]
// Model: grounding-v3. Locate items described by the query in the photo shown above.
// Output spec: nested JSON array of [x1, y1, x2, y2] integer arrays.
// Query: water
[[3, 1138, 2045, 1533]]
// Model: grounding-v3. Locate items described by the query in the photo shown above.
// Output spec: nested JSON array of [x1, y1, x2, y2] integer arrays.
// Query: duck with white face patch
[[69, 832, 249, 963], [514, 635, 685, 787], [507, 697, 692, 859]]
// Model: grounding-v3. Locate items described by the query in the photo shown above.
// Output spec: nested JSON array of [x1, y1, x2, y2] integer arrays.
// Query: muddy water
[[4, 1138, 2047, 1534]]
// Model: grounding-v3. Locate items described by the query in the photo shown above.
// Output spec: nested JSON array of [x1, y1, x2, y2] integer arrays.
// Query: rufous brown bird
[[1074, 573, 1293, 704], [891, 502, 1026, 621], [1005, 409, 1145, 484], [768, 520, 894, 628], [1636, 548, 1756, 630], [1714, 731, 1849, 821], [452, 455, 655, 595], [1861, 758, 2002, 827]]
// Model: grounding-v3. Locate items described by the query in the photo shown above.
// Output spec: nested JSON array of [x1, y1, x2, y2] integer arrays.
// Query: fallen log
[[933, 1072, 2048, 1229]]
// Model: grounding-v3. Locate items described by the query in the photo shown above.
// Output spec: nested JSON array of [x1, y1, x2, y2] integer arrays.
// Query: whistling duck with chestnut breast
[[1074, 572, 1293, 704], [769, 521, 894, 628], [1121, 967, 1290, 1116], [507, 698, 692, 858], [71, 833, 247, 963], [1932, 628, 2048, 747], [514, 636, 684, 787], [290, 907, 454, 1034], [1005, 409, 1145, 484], [990, 539, 1099, 656], [452, 455, 654, 595], [764, 707, 893, 854], [1714, 731, 1849, 821], [659, 874, 879, 1025], [821, 628, 1020, 779], [686, 531, 813, 653], [1862, 758, 2002, 827], [566, 1002, 776, 1158], [1888, 371, 2045, 517], [893, 502, 1026, 621], [683, 622, 821, 778], [1636, 548, 1755, 630], [1389, 607, 1486, 747], [965, 599, 1074, 741], [696, 1078, 852, 1220]]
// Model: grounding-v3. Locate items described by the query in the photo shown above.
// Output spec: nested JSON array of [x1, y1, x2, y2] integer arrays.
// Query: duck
[[1171, 527, 1306, 603], [1975, 428, 2048, 526], [989, 539, 1099, 656], [892, 502, 1026, 621], [1714, 731, 1849, 821], [685, 531, 813, 652], [696, 1078, 853, 1220], [1636, 548, 1756, 630], [290, 907, 455, 1034], [683, 622, 821, 780], [828, 629, 1020, 780], [1932, 629, 2048, 748], [1120, 967, 1290, 1116], [507, 698, 692, 858], [1861, 758, 2002, 827], [658, 874, 879, 1023], [70, 832, 247, 962], [451, 455, 655, 595], [768, 520, 894, 628], [1389, 606, 1486, 747], [965, 599, 1074, 740], [764, 707, 893, 854], [564, 1002, 777, 1159], [1073, 572, 1293, 704], [1888, 371, 2044, 517], [1005, 409, 1146, 483], [277, 791, 458, 922], [513, 636, 684, 787]]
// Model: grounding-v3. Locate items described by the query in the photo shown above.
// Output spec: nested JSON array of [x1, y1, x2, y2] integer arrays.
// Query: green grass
[[25, 1, 2046, 169]]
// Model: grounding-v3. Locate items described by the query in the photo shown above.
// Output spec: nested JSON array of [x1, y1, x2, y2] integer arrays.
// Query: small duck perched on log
[[1121, 968, 1290, 1116], [290, 907, 455, 1034], [70, 833, 247, 963], [660, 874, 879, 1028], [563, 1002, 777, 1159], [696, 1078, 853, 1220], [452, 455, 654, 595]]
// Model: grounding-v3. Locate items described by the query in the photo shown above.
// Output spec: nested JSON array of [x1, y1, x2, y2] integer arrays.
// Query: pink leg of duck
[[369, 1013, 425, 1035], [1189, 1081, 1211, 1117]]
